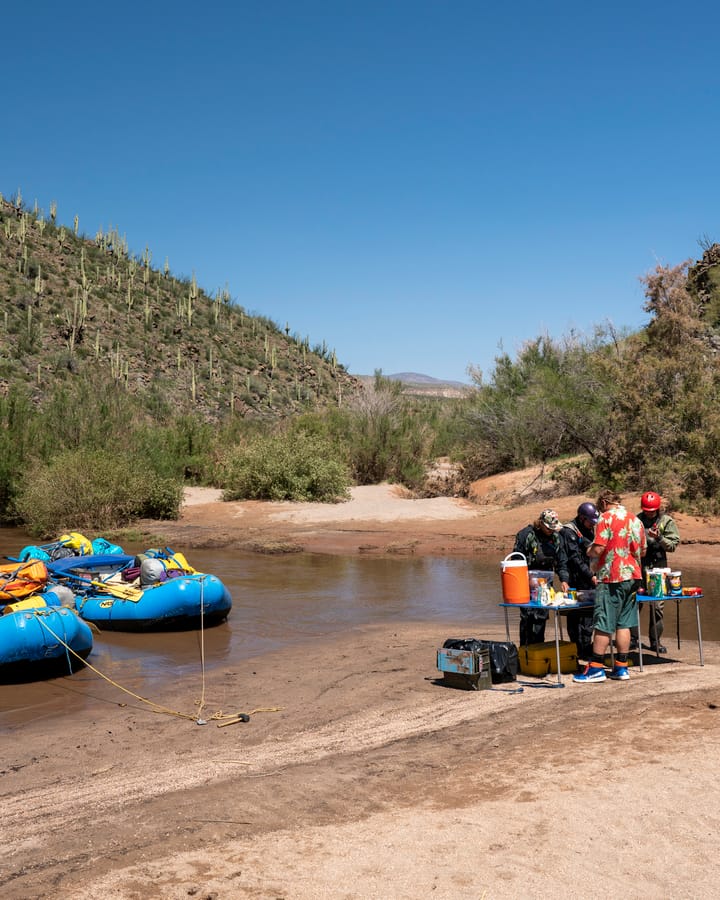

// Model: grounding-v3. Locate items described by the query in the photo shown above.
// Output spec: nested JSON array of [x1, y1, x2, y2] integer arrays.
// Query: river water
[[1, 526, 717, 700]]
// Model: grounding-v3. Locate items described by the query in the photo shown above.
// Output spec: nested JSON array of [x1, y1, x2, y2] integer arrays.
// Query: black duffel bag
[[442, 638, 519, 684]]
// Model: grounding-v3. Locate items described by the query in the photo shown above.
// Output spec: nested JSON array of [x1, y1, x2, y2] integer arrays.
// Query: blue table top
[[500, 593, 704, 610], [499, 601, 594, 610]]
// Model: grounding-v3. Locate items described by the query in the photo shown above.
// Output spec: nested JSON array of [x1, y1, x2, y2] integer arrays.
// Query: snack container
[[668, 571, 683, 596], [646, 569, 665, 597]]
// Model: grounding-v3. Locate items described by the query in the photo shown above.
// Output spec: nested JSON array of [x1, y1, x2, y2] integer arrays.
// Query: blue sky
[[4, 1, 719, 383]]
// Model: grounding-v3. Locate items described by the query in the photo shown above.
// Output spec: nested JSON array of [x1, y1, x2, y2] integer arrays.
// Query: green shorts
[[593, 581, 638, 634]]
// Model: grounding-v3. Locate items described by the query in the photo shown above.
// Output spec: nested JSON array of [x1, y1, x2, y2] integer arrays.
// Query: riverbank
[[148, 480, 720, 565], [2, 481, 720, 899]]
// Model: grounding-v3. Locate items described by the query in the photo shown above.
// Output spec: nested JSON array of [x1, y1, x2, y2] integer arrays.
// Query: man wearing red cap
[[633, 491, 680, 653]]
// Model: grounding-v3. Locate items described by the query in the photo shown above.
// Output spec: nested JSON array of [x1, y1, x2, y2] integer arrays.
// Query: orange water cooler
[[500, 552, 530, 604]]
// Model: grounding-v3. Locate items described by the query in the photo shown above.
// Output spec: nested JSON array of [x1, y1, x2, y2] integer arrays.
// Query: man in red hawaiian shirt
[[573, 489, 646, 683]]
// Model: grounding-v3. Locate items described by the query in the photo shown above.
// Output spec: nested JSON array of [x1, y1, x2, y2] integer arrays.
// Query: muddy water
[[1, 527, 718, 719]]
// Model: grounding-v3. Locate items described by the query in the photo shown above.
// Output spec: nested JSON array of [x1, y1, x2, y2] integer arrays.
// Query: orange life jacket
[[0, 560, 49, 601]]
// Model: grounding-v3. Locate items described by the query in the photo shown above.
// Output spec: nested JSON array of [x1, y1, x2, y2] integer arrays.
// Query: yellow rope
[[34, 610, 283, 725], [196, 575, 207, 720]]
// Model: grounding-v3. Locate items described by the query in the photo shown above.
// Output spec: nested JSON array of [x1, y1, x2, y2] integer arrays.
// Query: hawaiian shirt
[[593, 504, 646, 583]]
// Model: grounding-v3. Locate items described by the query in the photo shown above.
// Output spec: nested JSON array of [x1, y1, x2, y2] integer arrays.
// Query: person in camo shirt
[[573, 489, 646, 684], [512, 508, 569, 646]]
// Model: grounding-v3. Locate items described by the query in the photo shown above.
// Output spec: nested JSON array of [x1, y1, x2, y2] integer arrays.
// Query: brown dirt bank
[[142, 480, 720, 566]]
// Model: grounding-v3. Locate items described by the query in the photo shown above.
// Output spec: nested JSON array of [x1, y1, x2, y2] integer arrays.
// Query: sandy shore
[[2, 481, 720, 899]]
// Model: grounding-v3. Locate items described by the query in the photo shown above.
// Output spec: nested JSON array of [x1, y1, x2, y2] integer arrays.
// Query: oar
[[86, 579, 144, 602], [50, 571, 144, 603]]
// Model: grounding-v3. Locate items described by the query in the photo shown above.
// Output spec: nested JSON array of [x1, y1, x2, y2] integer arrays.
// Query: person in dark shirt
[[631, 490, 680, 653], [560, 502, 598, 660], [512, 508, 569, 645]]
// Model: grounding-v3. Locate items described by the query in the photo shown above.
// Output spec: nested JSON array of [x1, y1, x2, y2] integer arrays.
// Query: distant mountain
[[386, 372, 470, 390], [357, 371, 472, 398]]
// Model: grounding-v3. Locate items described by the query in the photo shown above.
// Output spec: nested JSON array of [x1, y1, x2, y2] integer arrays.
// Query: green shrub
[[220, 432, 350, 501], [304, 378, 434, 489], [135, 473, 184, 519], [14, 448, 182, 537]]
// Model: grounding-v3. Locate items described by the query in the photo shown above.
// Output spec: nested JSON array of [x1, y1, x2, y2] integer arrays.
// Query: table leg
[[695, 598, 704, 667], [504, 607, 510, 643], [552, 609, 564, 688], [637, 602, 644, 672], [650, 603, 659, 656]]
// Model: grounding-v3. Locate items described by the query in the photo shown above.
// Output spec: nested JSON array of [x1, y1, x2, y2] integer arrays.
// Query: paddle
[[51, 571, 144, 603], [86, 579, 144, 602]]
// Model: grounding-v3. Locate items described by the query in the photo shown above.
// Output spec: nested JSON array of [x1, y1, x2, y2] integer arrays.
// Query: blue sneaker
[[573, 665, 606, 683], [610, 665, 630, 681]]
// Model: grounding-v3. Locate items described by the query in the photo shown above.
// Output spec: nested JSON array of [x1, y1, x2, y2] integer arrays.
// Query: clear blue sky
[[4, 1, 719, 383]]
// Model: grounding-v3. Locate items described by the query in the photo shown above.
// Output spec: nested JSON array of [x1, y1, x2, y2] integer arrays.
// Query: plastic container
[[529, 570, 554, 587], [646, 569, 666, 597], [528, 569, 554, 605], [500, 552, 530, 604], [2, 595, 47, 615], [668, 571, 683, 596]]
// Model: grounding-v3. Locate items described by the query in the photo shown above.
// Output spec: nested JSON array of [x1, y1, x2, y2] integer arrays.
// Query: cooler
[[518, 640, 578, 676], [500, 552, 530, 603]]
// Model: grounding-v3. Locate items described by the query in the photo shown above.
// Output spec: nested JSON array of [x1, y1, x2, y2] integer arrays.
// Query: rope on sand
[[34, 611, 283, 725]]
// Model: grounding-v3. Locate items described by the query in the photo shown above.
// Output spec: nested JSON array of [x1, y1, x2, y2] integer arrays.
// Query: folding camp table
[[499, 600, 595, 688], [636, 593, 705, 669]]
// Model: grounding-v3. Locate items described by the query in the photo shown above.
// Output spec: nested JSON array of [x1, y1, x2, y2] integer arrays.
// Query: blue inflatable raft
[[0, 604, 93, 680], [47, 554, 233, 632]]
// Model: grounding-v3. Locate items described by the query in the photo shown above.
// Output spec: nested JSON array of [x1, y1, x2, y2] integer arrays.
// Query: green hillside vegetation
[[0, 188, 361, 533], [453, 246, 720, 513], [0, 191, 357, 421], [2, 187, 719, 534]]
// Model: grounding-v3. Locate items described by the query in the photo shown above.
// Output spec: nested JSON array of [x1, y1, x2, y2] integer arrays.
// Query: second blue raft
[[47, 554, 233, 632]]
